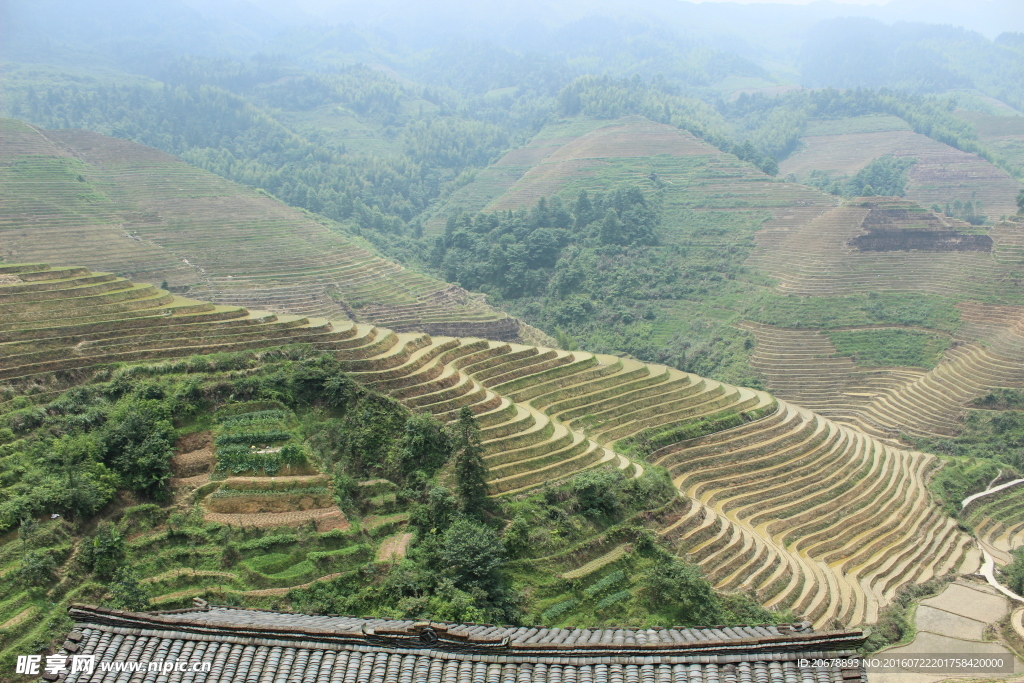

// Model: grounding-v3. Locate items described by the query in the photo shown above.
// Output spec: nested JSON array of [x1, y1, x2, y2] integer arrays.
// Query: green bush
[[542, 598, 579, 621], [215, 430, 293, 445], [595, 589, 632, 610], [235, 534, 298, 552], [15, 548, 59, 588], [583, 569, 626, 598]]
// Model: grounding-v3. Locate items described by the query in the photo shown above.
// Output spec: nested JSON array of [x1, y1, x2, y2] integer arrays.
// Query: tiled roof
[[49, 602, 868, 682]]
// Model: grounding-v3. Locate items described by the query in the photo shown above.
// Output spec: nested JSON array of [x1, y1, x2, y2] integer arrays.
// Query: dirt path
[[376, 532, 413, 562], [964, 479, 1024, 510], [0, 607, 37, 630], [961, 486, 1024, 603], [170, 473, 210, 488], [981, 549, 1024, 604]]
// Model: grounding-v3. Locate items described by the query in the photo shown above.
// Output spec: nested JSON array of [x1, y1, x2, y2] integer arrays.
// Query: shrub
[[595, 589, 632, 610], [236, 534, 298, 551], [569, 469, 623, 518], [82, 522, 125, 580], [106, 567, 150, 611], [100, 398, 173, 498], [542, 598, 579, 622], [584, 570, 626, 598], [423, 516, 507, 594], [16, 548, 59, 588], [639, 557, 724, 626]]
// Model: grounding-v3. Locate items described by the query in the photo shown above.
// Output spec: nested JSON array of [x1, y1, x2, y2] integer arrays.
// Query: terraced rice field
[[779, 118, 1023, 217], [333, 321, 973, 628], [955, 109, 1024, 181], [746, 203, 1024, 437], [738, 321, 927, 429], [0, 263, 369, 396], [869, 580, 1021, 682], [0, 118, 520, 341], [744, 311, 1024, 439], [749, 198, 1012, 300], [425, 115, 839, 237], [0, 263, 975, 627], [653, 403, 973, 626]]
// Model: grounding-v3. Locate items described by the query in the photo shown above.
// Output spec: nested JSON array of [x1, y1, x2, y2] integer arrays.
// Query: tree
[[16, 549, 58, 588], [47, 433, 117, 519], [599, 209, 622, 245], [451, 407, 489, 515], [84, 522, 125, 580], [107, 567, 150, 611], [641, 556, 724, 626], [101, 398, 173, 498], [433, 517, 506, 593], [410, 486, 460, 533], [393, 413, 451, 480], [570, 468, 623, 517], [1017, 189, 1024, 213]]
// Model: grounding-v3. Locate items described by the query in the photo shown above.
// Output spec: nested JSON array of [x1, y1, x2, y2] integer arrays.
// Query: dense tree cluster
[[558, 75, 779, 175], [805, 154, 917, 197], [9, 67, 516, 235], [432, 186, 658, 298]]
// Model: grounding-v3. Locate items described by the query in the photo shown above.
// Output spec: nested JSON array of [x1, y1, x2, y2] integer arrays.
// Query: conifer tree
[[452, 406, 489, 516]]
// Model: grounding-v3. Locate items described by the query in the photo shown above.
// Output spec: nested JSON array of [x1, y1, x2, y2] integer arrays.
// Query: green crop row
[[215, 443, 307, 475], [215, 430, 293, 445]]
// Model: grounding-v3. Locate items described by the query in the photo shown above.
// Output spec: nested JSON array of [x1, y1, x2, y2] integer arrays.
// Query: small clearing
[[0, 607, 37, 630], [376, 532, 413, 562]]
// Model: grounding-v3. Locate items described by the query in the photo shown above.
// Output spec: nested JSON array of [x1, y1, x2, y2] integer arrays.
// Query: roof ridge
[[67, 604, 866, 655]]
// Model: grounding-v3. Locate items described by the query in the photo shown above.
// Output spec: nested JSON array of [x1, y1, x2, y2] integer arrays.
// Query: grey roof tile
[[55, 605, 866, 683]]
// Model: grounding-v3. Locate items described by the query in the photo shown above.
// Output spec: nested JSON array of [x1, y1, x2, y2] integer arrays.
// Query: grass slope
[[779, 116, 1022, 218]]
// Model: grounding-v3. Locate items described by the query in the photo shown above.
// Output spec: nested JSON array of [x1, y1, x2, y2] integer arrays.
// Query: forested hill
[[0, 117, 536, 343], [3, 38, 1024, 388]]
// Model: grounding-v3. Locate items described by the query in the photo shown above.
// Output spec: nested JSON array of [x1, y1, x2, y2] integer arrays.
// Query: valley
[[3, 4, 1024, 677]]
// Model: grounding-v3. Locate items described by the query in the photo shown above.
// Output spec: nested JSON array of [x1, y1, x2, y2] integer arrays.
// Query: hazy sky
[[688, 0, 894, 3]]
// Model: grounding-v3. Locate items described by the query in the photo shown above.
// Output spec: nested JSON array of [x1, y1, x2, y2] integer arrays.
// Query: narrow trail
[[963, 482, 1024, 602], [963, 477, 1024, 509], [979, 549, 1024, 603]]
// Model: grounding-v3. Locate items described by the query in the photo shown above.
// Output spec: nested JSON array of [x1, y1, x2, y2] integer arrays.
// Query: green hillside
[[411, 109, 1024, 437], [0, 264, 978, 665], [0, 118, 528, 343], [5, 7, 1024, 674], [779, 114, 1023, 218]]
